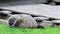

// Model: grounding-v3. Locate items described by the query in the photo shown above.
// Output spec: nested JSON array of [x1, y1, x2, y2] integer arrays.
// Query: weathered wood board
[[0, 4, 60, 19]]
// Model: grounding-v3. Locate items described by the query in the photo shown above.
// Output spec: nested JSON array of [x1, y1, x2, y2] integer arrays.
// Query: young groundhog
[[8, 14, 44, 28]]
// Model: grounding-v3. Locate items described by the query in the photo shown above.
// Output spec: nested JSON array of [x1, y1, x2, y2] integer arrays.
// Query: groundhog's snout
[[9, 22, 14, 26]]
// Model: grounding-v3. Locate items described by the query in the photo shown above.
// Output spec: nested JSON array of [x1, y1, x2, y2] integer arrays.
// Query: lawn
[[0, 24, 60, 34]]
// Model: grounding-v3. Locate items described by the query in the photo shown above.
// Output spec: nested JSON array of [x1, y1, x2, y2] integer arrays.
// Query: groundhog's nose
[[9, 22, 14, 26]]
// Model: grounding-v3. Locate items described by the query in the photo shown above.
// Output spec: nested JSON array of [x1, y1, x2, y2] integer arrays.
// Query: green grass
[[0, 24, 60, 34]]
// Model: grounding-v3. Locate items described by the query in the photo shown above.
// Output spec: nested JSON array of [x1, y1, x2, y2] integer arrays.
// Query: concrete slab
[[1, 4, 60, 19]]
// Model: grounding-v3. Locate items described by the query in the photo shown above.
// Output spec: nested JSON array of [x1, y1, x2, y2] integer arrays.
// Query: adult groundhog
[[8, 14, 44, 28]]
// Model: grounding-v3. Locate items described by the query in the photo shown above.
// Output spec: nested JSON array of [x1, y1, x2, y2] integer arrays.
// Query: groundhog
[[8, 14, 44, 28], [52, 20, 60, 27]]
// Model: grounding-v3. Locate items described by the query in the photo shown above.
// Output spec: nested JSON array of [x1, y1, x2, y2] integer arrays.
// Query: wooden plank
[[1, 4, 60, 19]]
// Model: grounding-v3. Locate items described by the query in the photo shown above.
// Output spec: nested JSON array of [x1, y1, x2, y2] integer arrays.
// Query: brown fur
[[14, 18, 24, 27]]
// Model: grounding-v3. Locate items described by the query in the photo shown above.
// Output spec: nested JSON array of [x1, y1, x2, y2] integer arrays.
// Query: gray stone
[[0, 11, 12, 14]]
